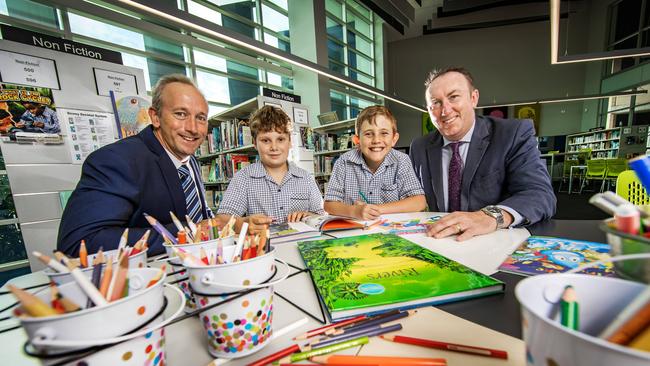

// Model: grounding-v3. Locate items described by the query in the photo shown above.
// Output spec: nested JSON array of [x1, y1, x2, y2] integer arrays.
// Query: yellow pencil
[[8, 284, 58, 317]]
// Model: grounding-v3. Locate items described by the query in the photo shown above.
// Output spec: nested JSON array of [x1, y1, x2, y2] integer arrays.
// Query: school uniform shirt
[[324, 148, 425, 205], [217, 161, 325, 223]]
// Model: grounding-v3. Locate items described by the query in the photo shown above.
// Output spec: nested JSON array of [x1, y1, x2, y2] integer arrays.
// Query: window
[[325, 0, 380, 119], [606, 0, 650, 73]]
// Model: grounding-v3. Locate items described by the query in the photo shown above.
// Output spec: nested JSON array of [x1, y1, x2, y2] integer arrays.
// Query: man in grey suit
[[410, 67, 555, 240]]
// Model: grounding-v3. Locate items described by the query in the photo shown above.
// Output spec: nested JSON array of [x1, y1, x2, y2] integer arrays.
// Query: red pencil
[[293, 315, 368, 340], [247, 343, 300, 366], [380, 334, 508, 360]]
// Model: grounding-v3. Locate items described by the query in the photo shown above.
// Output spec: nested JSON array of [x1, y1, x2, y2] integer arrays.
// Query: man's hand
[[425, 210, 511, 241], [287, 211, 313, 222], [353, 201, 381, 220], [246, 214, 273, 235]]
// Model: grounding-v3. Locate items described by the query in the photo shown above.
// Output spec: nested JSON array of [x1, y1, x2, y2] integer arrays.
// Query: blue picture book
[[498, 236, 615, 277]]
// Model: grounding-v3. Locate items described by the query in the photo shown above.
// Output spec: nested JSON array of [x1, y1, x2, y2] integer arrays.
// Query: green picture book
[[298, 233, 504, 321]]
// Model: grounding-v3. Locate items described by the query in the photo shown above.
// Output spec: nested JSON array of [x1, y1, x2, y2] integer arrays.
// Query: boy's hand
[[246, 214, 273, 235], [353, 201, 381, 220], [287, 211, 313, 222]]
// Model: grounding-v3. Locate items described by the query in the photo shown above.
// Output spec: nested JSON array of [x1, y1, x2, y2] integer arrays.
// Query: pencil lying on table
[[380, 334, 508, 359], [310, 355, 447, 365]]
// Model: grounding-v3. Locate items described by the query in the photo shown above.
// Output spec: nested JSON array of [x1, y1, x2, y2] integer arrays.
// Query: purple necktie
[[448, 142, 463, 212]]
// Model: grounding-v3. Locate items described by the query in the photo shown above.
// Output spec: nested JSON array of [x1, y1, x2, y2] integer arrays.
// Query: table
[[0, 219, 605, 366], [569, 165, 587, 194]]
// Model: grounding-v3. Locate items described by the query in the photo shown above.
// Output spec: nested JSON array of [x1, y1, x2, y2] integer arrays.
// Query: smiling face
[[358, 115, 399, 171], [255, 129, 291, 169], [425, 71, 479, 141], [149, 82, 208, 160]]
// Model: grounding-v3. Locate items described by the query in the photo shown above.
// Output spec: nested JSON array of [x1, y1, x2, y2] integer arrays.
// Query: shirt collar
[[249, 161, 307, 179], [348, 148, 398, 171], [162, 147, 190, 169], [443, 120, 475, 147]]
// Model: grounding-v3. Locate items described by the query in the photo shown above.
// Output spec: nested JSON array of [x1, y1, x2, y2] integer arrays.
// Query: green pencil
[[358, 191, 370, 203], [560, 285, 579, 330], [287, 336, 369, 362]]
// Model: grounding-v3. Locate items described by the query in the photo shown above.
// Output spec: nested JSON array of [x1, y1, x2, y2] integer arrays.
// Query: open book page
[[359, 306, 525, 366], [329, 212, 530, 276], [301, 214, 364, 231]]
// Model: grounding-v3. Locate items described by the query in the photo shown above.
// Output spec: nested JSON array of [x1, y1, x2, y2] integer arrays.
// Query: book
[[269, 222, 321, 244], [302, 214, 364, 232], [109, 92, 151, 139], [498, 236, 615, 277], [297, 233, 504, 321]]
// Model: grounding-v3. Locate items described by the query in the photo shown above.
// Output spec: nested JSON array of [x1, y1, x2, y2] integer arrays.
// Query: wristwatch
[[481, 205, 505, 229]]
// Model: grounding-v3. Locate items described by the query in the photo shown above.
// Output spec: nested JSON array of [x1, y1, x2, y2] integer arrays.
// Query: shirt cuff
[[497, 205, 524, 227]]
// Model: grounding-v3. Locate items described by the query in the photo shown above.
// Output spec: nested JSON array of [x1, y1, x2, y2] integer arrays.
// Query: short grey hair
[[151, 74, 205, 115]]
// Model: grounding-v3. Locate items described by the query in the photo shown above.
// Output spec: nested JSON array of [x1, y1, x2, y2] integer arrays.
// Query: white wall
[[0, 39, 147, 270]]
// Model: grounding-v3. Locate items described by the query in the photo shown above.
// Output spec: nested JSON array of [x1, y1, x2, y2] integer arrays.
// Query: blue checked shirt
[[325, 149, 425, 205], [217, 162, 325, 223]]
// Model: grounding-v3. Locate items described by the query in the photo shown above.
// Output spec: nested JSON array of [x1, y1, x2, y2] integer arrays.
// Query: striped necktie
[[178, 164, 203, 223]]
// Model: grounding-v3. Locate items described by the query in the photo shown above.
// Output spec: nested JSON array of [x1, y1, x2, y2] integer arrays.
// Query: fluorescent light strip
[[115, 0, 427, 113], [479, 90, 647, 109]]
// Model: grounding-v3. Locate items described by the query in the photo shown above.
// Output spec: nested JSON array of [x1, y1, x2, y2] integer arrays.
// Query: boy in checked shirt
[[216, 106, 325, 234], [324, 106, 426, 220]]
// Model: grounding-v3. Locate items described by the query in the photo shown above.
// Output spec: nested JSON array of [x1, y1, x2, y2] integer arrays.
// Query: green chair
[[579, 159, 607, 194], [558, 159, 580, 192], [603, 158, 628, 191], [616, 170, 650, 205]]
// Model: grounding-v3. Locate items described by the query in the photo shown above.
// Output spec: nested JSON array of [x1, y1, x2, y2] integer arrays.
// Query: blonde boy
[[217, 106, 325, 234], [324, 105, 426, 220]]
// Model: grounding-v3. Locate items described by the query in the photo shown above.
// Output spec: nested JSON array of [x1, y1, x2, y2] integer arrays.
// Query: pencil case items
[[600, 218, 650, 283], [18, 268, 184, 366]]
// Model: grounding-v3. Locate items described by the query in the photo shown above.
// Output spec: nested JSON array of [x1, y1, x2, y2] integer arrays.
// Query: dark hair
[[355, 105, 397, 134], [424, 67, 476, 90], [249, 105, 292, 139]]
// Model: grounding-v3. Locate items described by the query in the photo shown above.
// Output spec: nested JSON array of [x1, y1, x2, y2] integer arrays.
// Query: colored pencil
[[87, 250, 104, 308], [7, 284, 59, 317], [177, 230, 187, 244], [118, 228, 129, 252], [308, 323, 402, 350], [170, 211, 184, 232], [78, 240, 88, 268], [144, 213, 178, 244], [600, 286, 650, 340], [32, 251, 69, 273], [295, 315, 368, 341], [282, 336, 369, 363], [49, 282, 66, 314], [606, 299, 650, 345], [332, 310, 414, 335], [310, 355, 447, 365], [99, 256, 113, 298], [108, 252, 130, 302], [560, 285, 579, 331], [62, 256, 109, 306], [186, 214, 198, 235], [358, 191, 370, 203], [147, 265, 166, 287], [50, 282, 81, 313], [247, 344, 300, 366], [232, 222, 249, 262], [380, 334, 508, 359]]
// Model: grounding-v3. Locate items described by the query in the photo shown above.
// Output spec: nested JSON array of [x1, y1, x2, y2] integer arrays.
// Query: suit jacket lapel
[[427, 133, 445, 212], [462, 117, 490, 210], [140, 126, 186, 216]]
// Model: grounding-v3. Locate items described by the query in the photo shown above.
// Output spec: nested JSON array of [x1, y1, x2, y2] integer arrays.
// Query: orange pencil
[[380, 334, 508, 359], [99, 256, 113, 298], [109, 253, 129, 301], [8, 284, 58, 317], [294, 315, 368, 340], [310, 355, 447, 365], [147, 265, 166, 287], [177, 230, 187, 244], [607, 300, 650, 345], [79, 240, 88, 268]]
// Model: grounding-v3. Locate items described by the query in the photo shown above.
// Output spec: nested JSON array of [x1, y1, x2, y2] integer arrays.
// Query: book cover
[[498, 236, 615, 276], [303, 214, 364, 232], [269, 221, 321, 244], [110, 91, 151, 139], [298, 233, 504, 320]]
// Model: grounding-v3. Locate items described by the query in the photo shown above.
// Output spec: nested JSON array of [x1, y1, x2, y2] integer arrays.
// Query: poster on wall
[[0, 50, 60, 89], [110, 91, 152, 139], [483, 106, 508, 119], [93, 68, 138, 97], [515, 104, 541, 134], [0, 83, 60, 136], [59, 108, 115, 164]]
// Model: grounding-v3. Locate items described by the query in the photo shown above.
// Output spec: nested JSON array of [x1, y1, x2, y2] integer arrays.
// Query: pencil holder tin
[[19, 268, 185, 366], [184, 246, 290, 359], [44, 248, 148, 286], [163, 235, 235, 266], [163, 236, 235, 313], [516, 255, 650, 366], [600, 218, 650, 283]]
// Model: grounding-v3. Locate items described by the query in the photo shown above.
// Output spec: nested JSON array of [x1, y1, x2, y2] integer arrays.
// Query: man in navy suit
[[58, 74, 212, 255], [410, 67, 555, 241]]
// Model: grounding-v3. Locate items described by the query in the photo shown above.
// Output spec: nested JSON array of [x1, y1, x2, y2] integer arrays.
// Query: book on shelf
[[498, 236, 615, 276], [297, 233, 504, 321]]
